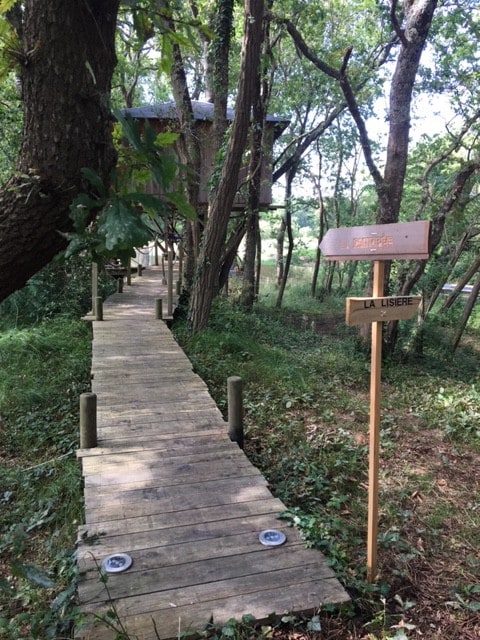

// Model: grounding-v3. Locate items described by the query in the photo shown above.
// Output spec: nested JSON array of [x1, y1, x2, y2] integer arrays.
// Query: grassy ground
[[0, 257, 114, 639], [0, 261, 478, 639], [174, 278, 480, 639]]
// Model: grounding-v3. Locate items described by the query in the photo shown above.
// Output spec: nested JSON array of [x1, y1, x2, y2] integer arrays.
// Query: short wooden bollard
[[138, 263, 142, 276], [227, 376, 244, 449], [176, 280, 181, 295], [126, 264, 132, 286], [155, 298, 163, 320], [95, 296, 103, 321], [80, 392, 97, 449], [117, 278, 123, 293]]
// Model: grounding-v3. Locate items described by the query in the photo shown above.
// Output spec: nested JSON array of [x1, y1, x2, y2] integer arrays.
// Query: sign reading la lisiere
[[319, 220, 430, 261], [346, 296, 422, 325]]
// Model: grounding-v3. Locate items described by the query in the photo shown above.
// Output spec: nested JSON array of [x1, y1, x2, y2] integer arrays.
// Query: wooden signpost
[[320, 220, 430, 583]]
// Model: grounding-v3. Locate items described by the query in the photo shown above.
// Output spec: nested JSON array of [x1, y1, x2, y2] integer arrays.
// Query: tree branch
[[390, 0, 407, 46]]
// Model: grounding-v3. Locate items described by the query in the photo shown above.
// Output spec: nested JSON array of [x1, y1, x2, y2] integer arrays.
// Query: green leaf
[[81, 167, 106, 197], [128, 193, 166, 211], [0, 0, 18, 13], [11, 562, 56, 589], [114, 110, 143, 153], [155, 131, 180, 147], [97, 199, 152, 253], [165, 190, 196, 220]]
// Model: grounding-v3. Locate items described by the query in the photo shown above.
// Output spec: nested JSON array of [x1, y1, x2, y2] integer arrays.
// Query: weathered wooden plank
[[77, 513, 297, 575], [77, 432, 230, 457], [77, 497, 284, 540], [78, 577, 349, 640], [81, 443, 242, 474], [84, 477, 272, 524], [79, 543, 336, 604], [83, 456, 260, 490]]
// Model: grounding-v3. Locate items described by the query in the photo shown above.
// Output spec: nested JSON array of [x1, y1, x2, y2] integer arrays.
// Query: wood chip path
[[76, 267, 349, 639]]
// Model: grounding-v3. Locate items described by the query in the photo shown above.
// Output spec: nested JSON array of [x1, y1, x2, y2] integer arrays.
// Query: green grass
[[0, 256, 112, 639], [0, 317, 92, 639]]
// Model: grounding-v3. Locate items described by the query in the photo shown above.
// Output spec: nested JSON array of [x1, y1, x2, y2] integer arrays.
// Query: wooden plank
[[77, 513, 297, 575], [78, 576, 348, 640], [83, 456, 261, 491], [78, 497, 284, 540], [78, 544, 336, 604], [84, 477, 272, 524], [81, 444, 242, 474], [77, 432, 230, 457]]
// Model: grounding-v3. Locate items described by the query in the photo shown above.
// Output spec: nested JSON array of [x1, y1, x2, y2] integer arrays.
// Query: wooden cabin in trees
[[123, 101, 290, 210]]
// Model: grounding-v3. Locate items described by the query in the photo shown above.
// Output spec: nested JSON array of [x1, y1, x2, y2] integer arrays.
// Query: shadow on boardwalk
[[76, 267, 349, 640]]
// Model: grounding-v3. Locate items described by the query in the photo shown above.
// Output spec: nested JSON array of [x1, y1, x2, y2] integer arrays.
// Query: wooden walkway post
[[178, 240, 184, 287], [155, 298, 163, 320], [95, 297, 103, 321], [91, 262, 98, 315], [167, 249, 174, 316], [117, 277, 123, 293], [126, 263, 132, 286], [79, 392, 97, 449], [227, 376, 244, 449]]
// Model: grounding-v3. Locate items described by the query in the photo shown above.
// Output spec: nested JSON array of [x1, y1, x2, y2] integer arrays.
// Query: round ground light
[[258, 529, 287, 546], [102, 553, 133, 574]]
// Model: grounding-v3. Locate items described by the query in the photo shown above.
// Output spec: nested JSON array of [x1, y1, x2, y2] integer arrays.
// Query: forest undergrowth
[[174, 285, 480, 640]]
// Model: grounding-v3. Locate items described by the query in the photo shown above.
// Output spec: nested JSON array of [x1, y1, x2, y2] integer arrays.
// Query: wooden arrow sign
[[346, 296, 422, 325], [320, 220, 430, 261]]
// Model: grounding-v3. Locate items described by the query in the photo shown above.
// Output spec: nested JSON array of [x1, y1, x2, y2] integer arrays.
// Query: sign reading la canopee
[[319, 219, 431, 584], [319, 220, 430, 261]]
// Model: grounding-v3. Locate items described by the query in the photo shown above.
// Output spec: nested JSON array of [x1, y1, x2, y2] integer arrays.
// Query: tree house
[[123, 101, 290, 209]]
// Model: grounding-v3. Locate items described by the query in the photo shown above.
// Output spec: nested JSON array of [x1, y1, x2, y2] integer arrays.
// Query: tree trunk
[[424, 230, 471, 314], [381, 0, 438, 224], [240, 36, 265, 310], [276, 171, 294, 308], [276, 213, 286, 286], [442, 255, 480, 312], [0, 0, 119, 302], [311, 152, 325, 298], [451, 271, 480, 352], [188, 0, 264, 332]]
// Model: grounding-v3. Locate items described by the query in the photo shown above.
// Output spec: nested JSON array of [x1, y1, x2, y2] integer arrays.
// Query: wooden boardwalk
[[76, 267, 349, 639]]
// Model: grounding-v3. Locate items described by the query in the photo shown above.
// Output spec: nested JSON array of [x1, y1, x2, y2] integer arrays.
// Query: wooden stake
[[367, 260, 385, 583], [91, 261, 98, 315], [80, 392, 97, 449], [167, 249, 174, 316], [155, 298, 163, 320], [227, 376, 244, 449]]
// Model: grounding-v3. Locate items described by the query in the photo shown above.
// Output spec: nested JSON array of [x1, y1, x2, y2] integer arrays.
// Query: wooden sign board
[[346, 296, 422, 325], [320, 220, 430, 261]]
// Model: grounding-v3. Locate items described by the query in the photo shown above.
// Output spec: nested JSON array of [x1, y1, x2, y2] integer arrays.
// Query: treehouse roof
[[123, 101, 290, 140]]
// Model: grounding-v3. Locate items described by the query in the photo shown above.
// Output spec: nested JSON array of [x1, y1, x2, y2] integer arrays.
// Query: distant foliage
[[0, 254, 115, 329]]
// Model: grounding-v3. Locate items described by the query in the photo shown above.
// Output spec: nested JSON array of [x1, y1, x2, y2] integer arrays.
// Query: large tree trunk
[[188, 0, 264, 332], [0, 0, 119, 302], [381, 0, 438, 224]]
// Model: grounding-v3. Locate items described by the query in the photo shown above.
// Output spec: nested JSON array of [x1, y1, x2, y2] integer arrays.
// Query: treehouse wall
[[124, 102, 289, 211]]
